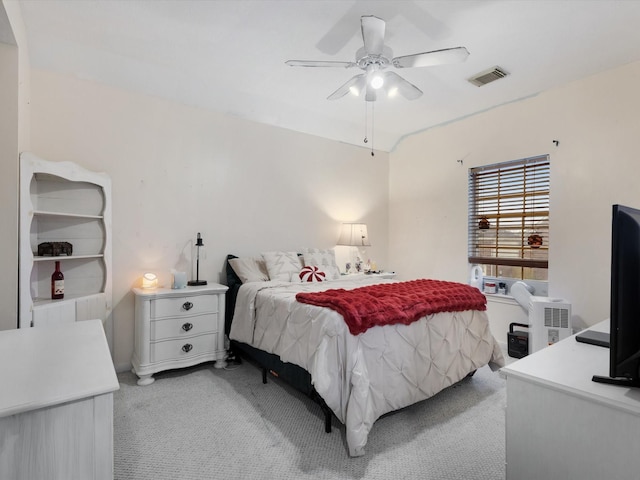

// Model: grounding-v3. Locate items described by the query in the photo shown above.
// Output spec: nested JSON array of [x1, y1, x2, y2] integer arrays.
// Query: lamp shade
[[337, 223, 371, 247]]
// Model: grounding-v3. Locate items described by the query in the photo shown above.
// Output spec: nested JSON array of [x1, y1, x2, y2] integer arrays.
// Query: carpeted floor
[[114, 359, 507, 480]]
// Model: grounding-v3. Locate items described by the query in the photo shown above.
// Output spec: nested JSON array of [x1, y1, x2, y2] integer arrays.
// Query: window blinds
[[468, 155, 550, 269]]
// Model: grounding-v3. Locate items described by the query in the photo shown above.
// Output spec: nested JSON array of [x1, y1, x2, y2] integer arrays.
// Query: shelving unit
[[19, 152, 112, 351]]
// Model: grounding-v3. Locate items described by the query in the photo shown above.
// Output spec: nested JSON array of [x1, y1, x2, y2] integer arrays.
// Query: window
[[468, 155, 550, 280]]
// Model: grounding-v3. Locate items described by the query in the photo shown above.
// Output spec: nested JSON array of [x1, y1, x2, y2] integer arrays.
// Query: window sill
[[481, 277, 548, 297], [484, 293, 519, 306]]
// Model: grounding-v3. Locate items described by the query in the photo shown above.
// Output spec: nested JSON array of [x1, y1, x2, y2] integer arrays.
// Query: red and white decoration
[[299, 265, 326, 282]]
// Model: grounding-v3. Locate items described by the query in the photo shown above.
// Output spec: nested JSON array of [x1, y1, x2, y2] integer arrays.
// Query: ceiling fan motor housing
[[355, 46, 393, 70]]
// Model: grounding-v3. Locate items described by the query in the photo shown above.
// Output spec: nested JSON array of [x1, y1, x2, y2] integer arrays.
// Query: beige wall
[[0, 41, 18, 331], [0, 0, 30, 331], [28, 69, 390, 370], [3, 0, 30, 151], [389, 60, 640, 342]]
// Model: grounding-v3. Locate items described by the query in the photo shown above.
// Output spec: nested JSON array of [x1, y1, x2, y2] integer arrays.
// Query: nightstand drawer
[[150, 333, 217, 363], [151, 294, 218, 319], [150, 313, 217, 341]]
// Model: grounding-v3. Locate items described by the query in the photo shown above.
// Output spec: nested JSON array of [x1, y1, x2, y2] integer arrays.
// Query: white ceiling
[[17, 0, 640, 152]]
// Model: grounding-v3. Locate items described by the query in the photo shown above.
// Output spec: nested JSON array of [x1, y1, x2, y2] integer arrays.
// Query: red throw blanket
[[295, 279, 486, 335]]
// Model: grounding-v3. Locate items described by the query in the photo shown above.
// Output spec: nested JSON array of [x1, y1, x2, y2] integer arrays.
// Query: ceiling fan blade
[[384, 71, 423, 100], [392, 46, 469, 68], [285, 60, 356, 68], [361, 15, 386, 56], [327, 74, 366, 100]]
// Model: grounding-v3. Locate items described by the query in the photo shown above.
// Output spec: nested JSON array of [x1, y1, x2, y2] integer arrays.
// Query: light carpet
[[114, 360, 506, 480]]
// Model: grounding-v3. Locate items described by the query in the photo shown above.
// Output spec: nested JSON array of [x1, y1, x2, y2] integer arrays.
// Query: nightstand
[[373, 272, 397, 279], [344, 272, 398, 280], [131, 283, 228, 385]]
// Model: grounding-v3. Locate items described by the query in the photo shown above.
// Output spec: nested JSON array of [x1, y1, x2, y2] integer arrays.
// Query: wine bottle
[[51, 261, 64, 299]]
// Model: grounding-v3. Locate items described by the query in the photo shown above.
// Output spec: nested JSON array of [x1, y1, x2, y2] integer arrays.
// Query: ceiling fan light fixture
[[387, 86, 398, 98], [366, 64, 384, 90], [350, 75, 367, 97], [370, 74, 384, 89]]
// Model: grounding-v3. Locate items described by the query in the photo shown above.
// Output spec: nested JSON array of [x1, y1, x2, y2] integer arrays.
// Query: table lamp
[[187, 232, 207, 286]]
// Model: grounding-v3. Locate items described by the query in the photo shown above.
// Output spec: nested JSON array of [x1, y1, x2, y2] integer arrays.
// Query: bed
[[225, 251, 504, 457]]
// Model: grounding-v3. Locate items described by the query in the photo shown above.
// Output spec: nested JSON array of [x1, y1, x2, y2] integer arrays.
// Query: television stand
[[592, 375, 640, 387], [501, 319, 640, 480]]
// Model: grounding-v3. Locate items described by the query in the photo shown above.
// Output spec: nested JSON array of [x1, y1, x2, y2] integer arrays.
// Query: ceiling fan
[[285, 15, 469, 102]]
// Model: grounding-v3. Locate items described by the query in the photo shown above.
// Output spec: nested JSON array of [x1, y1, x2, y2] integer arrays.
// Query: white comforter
[[229, 276, 505, 456]]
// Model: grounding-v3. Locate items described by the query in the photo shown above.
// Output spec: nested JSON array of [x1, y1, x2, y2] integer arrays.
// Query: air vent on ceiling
[[468, 66, 509, 87]]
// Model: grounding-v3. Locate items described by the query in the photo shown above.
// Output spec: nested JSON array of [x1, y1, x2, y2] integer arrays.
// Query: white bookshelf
[[19, 152, 113, 351]]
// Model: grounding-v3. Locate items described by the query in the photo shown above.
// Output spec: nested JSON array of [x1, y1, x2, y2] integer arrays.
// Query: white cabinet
[[19, 153, 112, 349], [501, 321, 640, 480], [0, 320, 119, 480], [132, 284, 228, 385]]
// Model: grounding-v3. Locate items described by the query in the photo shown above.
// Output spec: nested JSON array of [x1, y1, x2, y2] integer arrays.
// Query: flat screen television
[[593, 204, 640, 387]]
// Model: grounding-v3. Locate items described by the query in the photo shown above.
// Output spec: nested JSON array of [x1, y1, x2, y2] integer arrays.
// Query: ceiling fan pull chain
[[371, 102, 375, 156], [363, 101, 368, 144]]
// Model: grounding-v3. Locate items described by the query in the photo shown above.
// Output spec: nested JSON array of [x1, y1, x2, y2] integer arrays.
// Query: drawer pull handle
[[182, 322, 193, 332], [182, 301, 193, 311], [182, 343, 193, 353]]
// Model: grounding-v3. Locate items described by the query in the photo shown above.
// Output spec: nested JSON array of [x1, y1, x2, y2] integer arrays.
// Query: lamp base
[[187, 280, 207, 286]]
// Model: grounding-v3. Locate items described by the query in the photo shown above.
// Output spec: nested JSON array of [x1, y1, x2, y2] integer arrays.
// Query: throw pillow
[[261, 251, 302, 282], [299, 265, 326, 282], [228, 257, 270, 283], [300, 248, 341, 280]]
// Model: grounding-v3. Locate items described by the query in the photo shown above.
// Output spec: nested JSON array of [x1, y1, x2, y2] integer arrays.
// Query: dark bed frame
[[224, 255, 334, 433]]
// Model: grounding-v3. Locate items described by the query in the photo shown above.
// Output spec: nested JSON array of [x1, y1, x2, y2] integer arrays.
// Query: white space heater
[[528, 297, 572, 354], [511, 282, 572, 354]]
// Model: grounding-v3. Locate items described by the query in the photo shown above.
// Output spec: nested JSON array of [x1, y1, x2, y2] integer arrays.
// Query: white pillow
[[261, 251, 302, 282], [228, 257, 269, 283], [300, 248, 341, 280]]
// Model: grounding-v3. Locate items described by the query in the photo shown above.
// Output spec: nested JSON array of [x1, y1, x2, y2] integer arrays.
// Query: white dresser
[[0, 320, 119, 480], [131, 283, 228, 385], [501, 320, 640, 480]]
